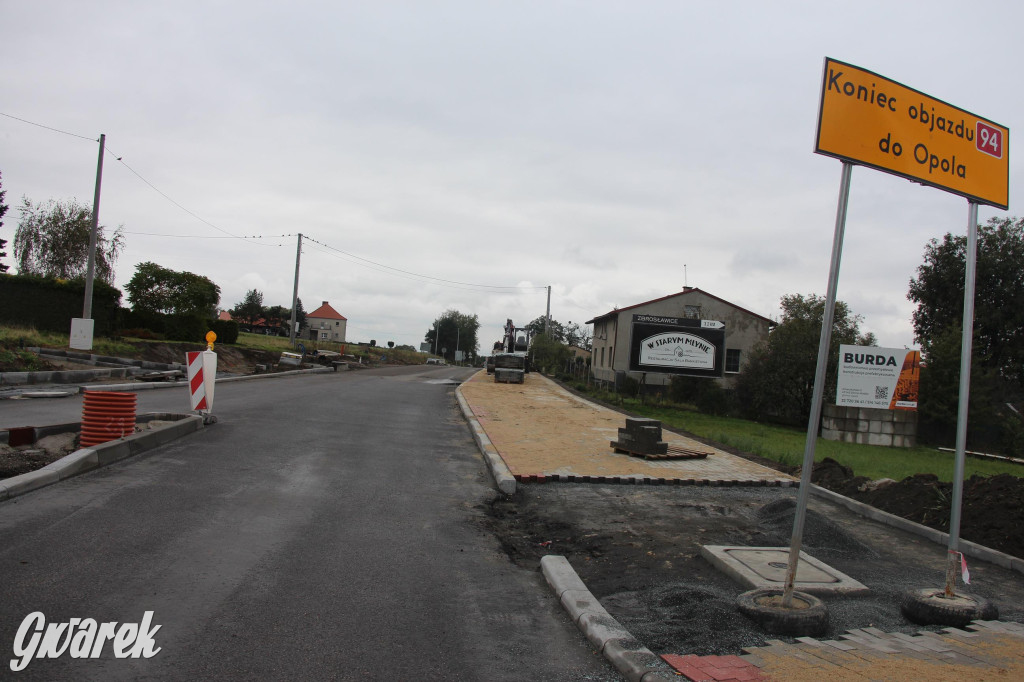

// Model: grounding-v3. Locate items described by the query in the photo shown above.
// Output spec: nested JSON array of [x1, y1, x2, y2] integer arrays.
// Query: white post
[[782, 161, 853, 607], [945, 201, 979, 596]]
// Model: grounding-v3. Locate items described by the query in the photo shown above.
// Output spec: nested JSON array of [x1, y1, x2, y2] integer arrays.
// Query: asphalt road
[[0, 367, 617, 680]]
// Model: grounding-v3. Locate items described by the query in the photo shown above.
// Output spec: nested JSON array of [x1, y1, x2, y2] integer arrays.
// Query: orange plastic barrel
[[80, 391, 138, 447]]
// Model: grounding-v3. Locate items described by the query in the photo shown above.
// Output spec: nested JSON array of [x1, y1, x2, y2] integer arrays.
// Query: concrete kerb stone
[[0, 468, 60, 500], [602, 638, 674, 682], [561, 589, 612, 623], [809, 484, 1023, 576], [0, 413, 204, 501], [41, 448, 98, 479], [79, 366, 334, 394], [540, 554, 589, 596], [541, 555, 675, 682], [454, 386, 516, 494]]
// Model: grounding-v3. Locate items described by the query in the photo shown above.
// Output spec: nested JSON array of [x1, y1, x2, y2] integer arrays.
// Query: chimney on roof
[[322, 301, 328, 306]]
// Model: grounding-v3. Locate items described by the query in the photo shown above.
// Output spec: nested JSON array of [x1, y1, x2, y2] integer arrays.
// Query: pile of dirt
[[811, 458, 1024, 559], [124, 341, 280, 374], [477, 484, 1024, 658], [0, 432, 79, 479]]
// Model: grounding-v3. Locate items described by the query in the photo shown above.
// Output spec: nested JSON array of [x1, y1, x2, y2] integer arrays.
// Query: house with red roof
[[306, 301, 347, 343], [585, 287, 774, 389]]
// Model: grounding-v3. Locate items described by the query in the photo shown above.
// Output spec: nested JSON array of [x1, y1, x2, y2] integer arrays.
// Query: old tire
[[900, 588, 998, 627], [736, 588, 829, 637]]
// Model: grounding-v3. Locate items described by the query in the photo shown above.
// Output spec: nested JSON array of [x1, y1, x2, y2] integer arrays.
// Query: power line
[[302, 234, 547, 293], [0, 111, 96, 141], [3, 111, 549, 294], [104, 145, 280, 248], [123, 231, 289, 244], [1, 111, 279, 248]]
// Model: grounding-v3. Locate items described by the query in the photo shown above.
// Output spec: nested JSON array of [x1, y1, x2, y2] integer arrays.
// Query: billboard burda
[[837, 345, 921, 410]]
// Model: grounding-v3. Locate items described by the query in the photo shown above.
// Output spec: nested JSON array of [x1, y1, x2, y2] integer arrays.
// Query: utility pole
[[545, 285, 551, 335], [288, 233, 302, 347], [82, 133, 106, 319]]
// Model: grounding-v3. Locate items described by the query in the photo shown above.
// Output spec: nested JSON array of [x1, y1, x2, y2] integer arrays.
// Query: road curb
[[0, 413, 204, 502], [540, 556, 677, 682], [454, 381, 516, 494], [809, 484, 1024, 575], [75, 366, 334, 393]]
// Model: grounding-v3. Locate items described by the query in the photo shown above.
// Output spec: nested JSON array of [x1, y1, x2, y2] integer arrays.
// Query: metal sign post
[[945, 201, 979, 596], [782, 161, 853, 607]]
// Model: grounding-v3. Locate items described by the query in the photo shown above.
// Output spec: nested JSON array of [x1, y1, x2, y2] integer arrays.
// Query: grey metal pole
[[546, 285, 551, 335], [82, 133, 106, 319], [782, 161, 853, 607], [288, 233, 302, 347], [945, 201, 979, 597], [456, 325, 460, 365]]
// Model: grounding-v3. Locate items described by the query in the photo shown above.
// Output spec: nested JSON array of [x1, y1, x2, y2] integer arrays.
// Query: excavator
[[487, 318, 530, 382]]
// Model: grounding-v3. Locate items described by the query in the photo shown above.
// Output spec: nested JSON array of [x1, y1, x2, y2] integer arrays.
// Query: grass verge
[[563, 382, 1022, 483]]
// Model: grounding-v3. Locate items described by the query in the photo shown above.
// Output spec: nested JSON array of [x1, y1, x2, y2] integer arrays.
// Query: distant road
[[0, 366, 615, 680]]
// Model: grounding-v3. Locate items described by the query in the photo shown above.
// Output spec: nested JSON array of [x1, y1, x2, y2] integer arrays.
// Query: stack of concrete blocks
[[821, 404, 918, 448], [493, 353, 526, 384], [610, 417, 668, 457]]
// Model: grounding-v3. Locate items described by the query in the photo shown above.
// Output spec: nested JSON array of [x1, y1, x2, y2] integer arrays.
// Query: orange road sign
[[815, 57, 1009, 209]]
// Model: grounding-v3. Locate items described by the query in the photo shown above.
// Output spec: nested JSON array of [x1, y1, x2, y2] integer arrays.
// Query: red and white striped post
[[186, 331, 218, 413]]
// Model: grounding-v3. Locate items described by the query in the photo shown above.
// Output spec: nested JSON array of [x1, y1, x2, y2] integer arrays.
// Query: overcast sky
[[2, 1, 1020, 352]]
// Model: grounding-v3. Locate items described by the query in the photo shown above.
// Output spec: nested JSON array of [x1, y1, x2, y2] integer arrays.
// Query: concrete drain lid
[[701, 545, 869, 596]]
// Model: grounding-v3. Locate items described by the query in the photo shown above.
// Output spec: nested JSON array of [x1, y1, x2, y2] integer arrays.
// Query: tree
[[125, 261, 221, 316], [0, 171, 9, 273], [424, 309, 480, 363], [13, 197, 124, 282], [565, 321, 592, 350], [916, 324, 1003, 450], [232, 289, 264, 326], [736, 293, 872, 425], [908, 217, 1024, 453], [525, 316, 566, 343], [529, 332, 571, 374], [293, 297, 307, 326], [263, 305, 288, 331], [908, 217, 1024, 388], [523, 316, 592, 350]]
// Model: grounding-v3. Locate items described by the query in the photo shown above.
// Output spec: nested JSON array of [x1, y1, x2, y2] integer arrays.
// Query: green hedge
[[119, 308, 239, 345], [207, 319, 239, 345], [0, 274, 122, 335]]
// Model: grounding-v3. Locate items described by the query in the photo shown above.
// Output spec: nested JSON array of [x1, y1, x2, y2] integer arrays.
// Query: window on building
[[320, 331, 329, 340], [684, 305, 702, 319], [609, 345, 613, 367], [600, 347, 605, 367], [726, 349, 741, 373]]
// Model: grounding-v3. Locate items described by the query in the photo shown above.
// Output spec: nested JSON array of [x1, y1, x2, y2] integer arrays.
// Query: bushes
[[668, 375, 735, 416], [0, 273, 122, 335], [207, 318, 238, 345]]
